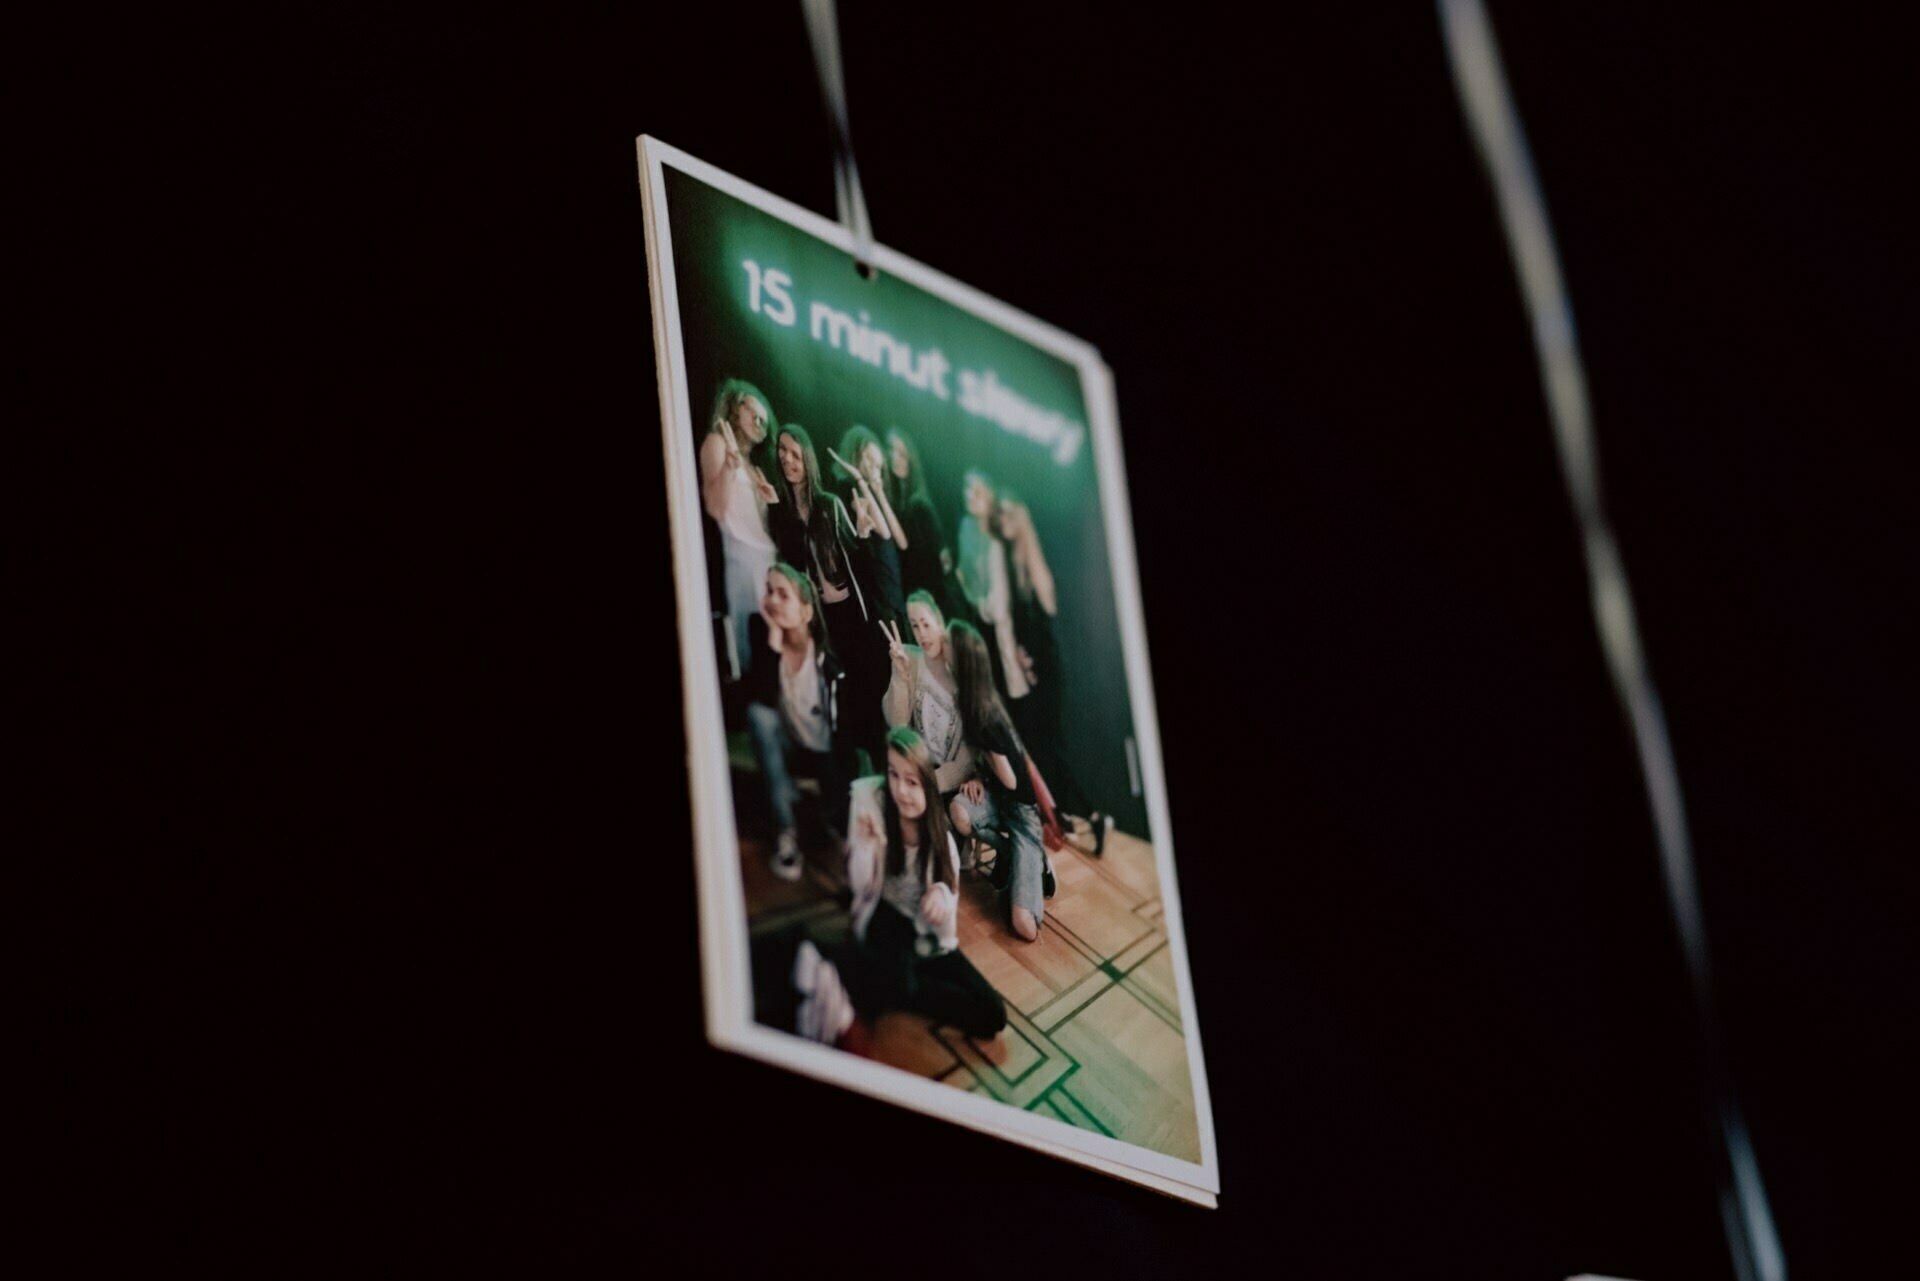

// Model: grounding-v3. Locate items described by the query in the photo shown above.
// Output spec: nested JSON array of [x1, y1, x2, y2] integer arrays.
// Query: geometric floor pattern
[[737, 747, 1201, 1164]]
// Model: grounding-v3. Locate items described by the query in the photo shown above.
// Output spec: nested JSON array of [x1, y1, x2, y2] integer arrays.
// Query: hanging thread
[[1435, 4, 1786, 1280], [801, 0, 876, 276]]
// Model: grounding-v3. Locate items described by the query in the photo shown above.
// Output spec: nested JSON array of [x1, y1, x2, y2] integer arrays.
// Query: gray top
[[881, 645, 976, 793]]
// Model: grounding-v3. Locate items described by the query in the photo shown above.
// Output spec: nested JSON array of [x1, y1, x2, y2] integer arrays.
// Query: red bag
[[1028, 757, 1067, 852]]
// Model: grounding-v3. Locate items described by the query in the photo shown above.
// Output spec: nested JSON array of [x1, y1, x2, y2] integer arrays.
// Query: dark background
[[75, 4, 1910, 1278]]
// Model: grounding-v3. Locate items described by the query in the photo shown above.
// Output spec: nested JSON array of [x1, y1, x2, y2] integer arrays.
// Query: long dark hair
[[837, 424, 885, 491], [772, 424, 852, 589], [947, 619, 1019, 756], [772, 422, 824, 510], [883, 726, 956, 890], [883, 425, 930, 512]]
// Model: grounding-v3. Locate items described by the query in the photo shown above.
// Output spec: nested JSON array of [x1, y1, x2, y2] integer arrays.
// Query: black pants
[[822, 593, 888, 769], [841, 903, 1007, 1039], [866, 536, 906, 624]]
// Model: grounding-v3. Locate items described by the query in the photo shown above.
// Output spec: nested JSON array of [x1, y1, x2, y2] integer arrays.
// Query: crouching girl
[[944, 620, 1053, 943], [793, 727, 1008, 1044]]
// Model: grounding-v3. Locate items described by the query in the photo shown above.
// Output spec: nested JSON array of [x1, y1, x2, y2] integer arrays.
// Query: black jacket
[[743, 613, 847, 737], [770, 491, 875, 629]]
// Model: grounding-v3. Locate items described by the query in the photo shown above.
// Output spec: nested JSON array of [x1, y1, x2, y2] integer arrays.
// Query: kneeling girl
[[944, 620, 1052, 943]]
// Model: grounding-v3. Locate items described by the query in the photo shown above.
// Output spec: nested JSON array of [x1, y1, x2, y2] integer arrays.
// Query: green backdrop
[[666, 167, 1147, 836]]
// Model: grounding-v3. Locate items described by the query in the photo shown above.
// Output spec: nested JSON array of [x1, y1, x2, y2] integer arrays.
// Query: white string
[[800, 0, 876, 275], [1434, 5, 1786, 1280]]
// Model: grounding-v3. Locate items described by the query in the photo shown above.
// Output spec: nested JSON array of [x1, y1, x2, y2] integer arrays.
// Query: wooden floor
[[737, 751, 1201, 1164]]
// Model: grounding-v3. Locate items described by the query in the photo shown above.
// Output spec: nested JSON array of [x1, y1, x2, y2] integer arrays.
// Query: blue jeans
[[952, 788, 1048, 927], [746, 701, 847, 839]]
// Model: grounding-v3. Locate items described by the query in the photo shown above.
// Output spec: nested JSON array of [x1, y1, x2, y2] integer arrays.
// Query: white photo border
[[638, 135, 1219, 1205]]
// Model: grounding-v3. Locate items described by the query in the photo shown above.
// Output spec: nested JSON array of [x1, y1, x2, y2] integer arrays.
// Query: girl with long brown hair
[[830, 424, 907, 622], [792, 726, 1008, 1043], [767, 423, 889, 761], [943, 620, 1052, 942]]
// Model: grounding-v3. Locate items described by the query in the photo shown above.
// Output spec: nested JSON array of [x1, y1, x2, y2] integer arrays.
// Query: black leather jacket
[[743, 613, 847, 737]]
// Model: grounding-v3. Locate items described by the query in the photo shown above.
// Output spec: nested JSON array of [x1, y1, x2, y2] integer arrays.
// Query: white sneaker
[[793, 938, 822, 995], [771, 829, 803, 882], [792, 940, 855, 1044]]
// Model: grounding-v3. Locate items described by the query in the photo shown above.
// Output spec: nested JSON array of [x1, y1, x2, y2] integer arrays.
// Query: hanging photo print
[[638, 137, 1218, 1205]]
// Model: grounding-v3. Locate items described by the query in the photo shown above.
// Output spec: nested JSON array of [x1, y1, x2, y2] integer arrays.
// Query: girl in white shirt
[[794, 727, 1008, 1045], [698, 381, 779, 679]]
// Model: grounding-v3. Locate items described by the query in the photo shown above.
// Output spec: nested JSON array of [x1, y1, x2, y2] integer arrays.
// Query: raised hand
[[919, 884, 954, 932], [854, 807, 884, 846], [1018, 645, 1038, 687], [826, 446, 871, 491], [750, 467, 778, 504], [715, 419, 743, 470], [852, 492, 881, 538], [962, 778, 985, 804], [881, 619, 910, 676], [758, 590, 786, 650]]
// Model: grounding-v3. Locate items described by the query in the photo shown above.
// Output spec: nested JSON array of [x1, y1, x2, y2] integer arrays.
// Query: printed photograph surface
[[641, 138, 1217, 1201]]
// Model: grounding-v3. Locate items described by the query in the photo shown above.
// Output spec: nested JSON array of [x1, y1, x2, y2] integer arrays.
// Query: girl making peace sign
[[699, 380, 780, 677], [829, 425, 909, 624], [790, 727, 1009, 1046], [878, 593, 976, 808], [768, 423, 890, 759]]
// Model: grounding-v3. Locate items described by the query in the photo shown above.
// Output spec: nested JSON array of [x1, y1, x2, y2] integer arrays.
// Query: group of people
[[702, 377, 1112, 1046]]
